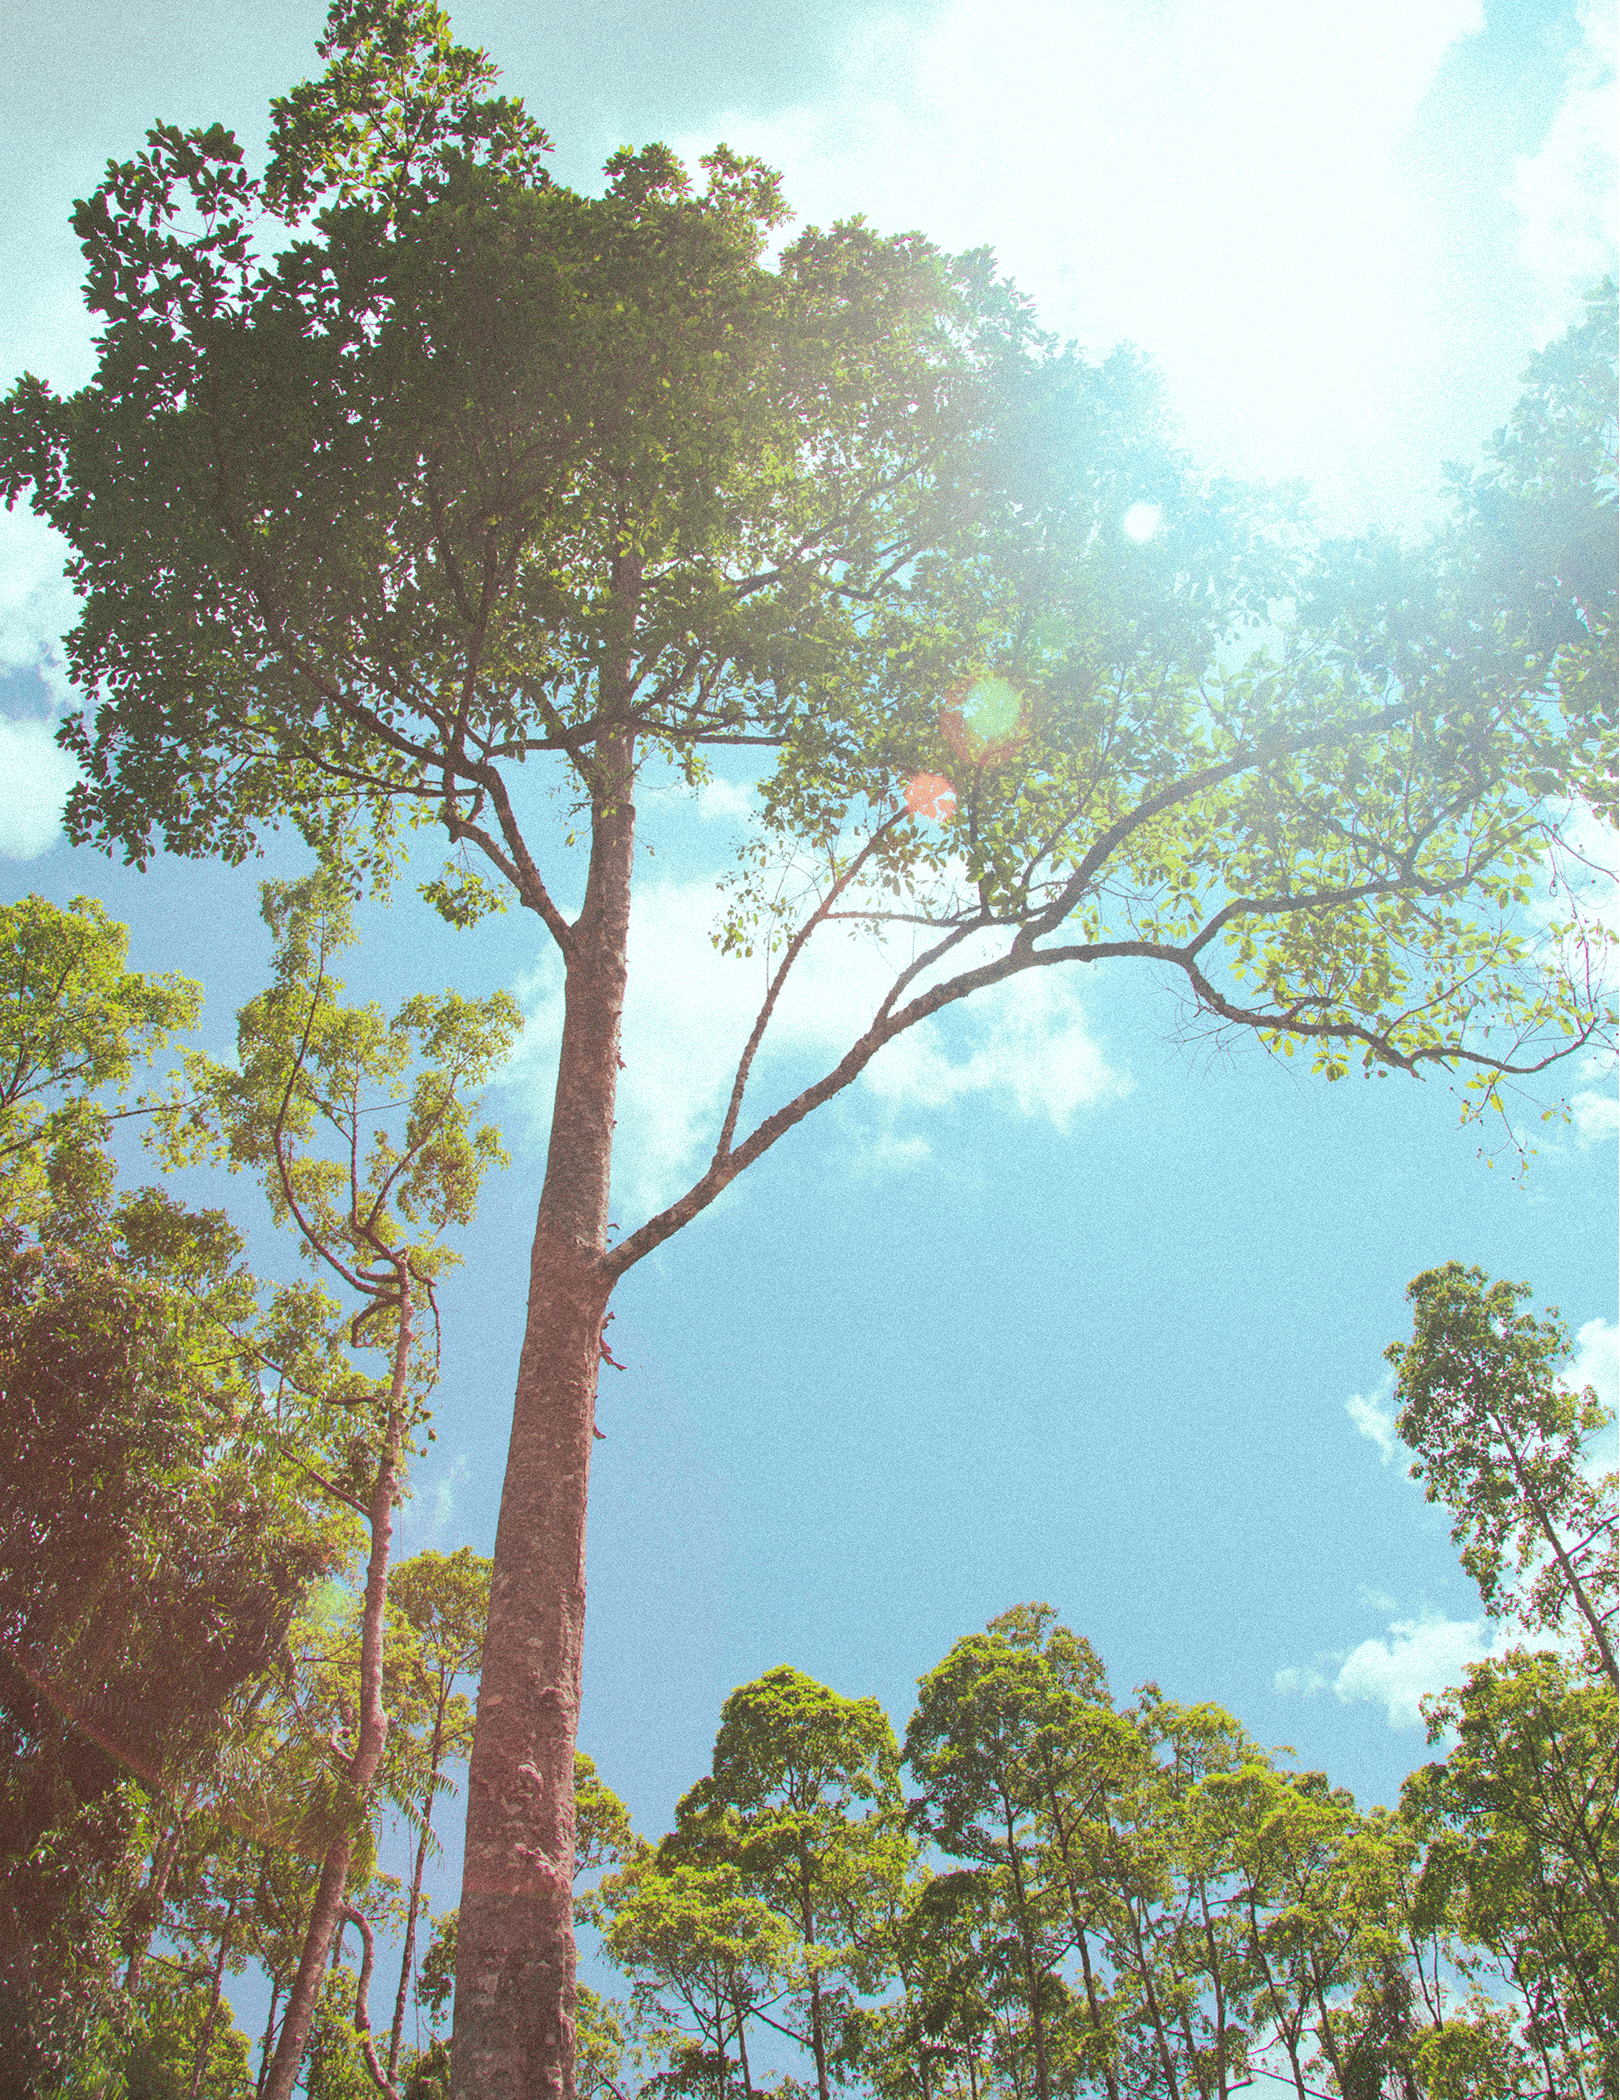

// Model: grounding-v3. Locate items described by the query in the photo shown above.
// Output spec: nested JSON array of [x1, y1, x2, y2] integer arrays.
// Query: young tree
[[598, 1859, 804, 2100], [168, 871, 518, 2098], [2, 4, 1612, 2085]]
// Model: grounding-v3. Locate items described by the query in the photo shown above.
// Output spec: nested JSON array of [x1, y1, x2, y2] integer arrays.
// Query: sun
[[1121, 501, 1163, 543]]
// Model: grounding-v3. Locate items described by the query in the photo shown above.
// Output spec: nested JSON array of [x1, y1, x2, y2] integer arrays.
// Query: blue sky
[[0, 0, 1616, 2031]]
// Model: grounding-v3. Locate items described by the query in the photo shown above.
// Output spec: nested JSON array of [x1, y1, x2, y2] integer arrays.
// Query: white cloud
[[675, 0, 1488, 531], [1276, 1606, 1508, 1728], [862, 966, 1127, 1133], [694, 777, 757, 825], [0, 716, 77, 859], [1510, 0, 1619, 328], [0, 507, 76, 708], [502, 875, 1126, 1216], [1570, 1085, 1619, 1146], [848, 1129, 934, 1179], [1346, 1380, 1401, 1465], [1564, 1315, 1619, 1419], [1332, 1610, 1507, 1728]]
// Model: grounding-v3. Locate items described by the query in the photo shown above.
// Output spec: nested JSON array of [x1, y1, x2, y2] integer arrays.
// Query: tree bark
[[451, 726, 635, 2100]]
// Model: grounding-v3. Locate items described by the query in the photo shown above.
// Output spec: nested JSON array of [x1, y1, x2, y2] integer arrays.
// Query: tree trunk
[[389, 1725, 444, 2083], [451, 726, 635, 2100], [255, 1976, 283, 2099], [262, 1290, 413, 2100], [1001, 1800, 1051, 2100], [124, 1794, 194, 1991], [799, 1852, 831, 2100], [188, 1889, 239, 2100]]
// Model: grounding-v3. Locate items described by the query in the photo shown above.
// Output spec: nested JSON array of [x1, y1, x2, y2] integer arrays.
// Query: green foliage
[[664, 1666, 907, 2096], [1388, 1261, 1617, 1677], [600, 1858, 805, 2096], [116, 1971, 257, 2100], [0, 893, 197, 1220], [1, 6, 1605, 1175], [165, 869, 520, 1344], [300, 1968, 376, 2100], [1404, 1650, 1616, 2095], [0, 897, 356, 2089]]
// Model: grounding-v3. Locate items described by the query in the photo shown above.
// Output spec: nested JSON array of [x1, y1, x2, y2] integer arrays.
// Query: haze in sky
[[0, 0, 1615, 2027]]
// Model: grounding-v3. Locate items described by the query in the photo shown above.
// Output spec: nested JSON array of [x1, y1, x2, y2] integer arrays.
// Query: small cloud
[[695, 777, 756, 825], [1563, 1314, 1619, 1423], [1346, 1381, 1400, 1465], [848, 1129, 933, 1180], [503, 878, 1127, 1217], [1276, 1605, 1506, 1729], [0, 508, 78, 712], [1358, 1584, 1400, 1613], [862, 968, 1129, 1133], [1570, 1086, 1619, 1146], [0, 717, 78, 859], [1332, 1610, 1506, 1728], [401, 1452, 471, 1544]]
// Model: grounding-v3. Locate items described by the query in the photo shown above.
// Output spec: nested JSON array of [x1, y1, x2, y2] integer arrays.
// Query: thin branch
[[712, 816, 906, 1162]]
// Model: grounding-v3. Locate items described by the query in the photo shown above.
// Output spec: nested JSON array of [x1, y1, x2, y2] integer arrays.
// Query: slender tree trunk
[[188, 1889, 239, 2100], [799, 1853, 831, 2100], [124, 1792, 195, 1991], [1125, 1895, 1183, 2100], [733, 1982, 757, 2100], [256, 1977, 283, 2099], [1042, 1781, 1119, 2100], [389, 1725, 444, 2082], [263, 1290, 413, 2100], [451, 724, 636, 2100], [1001, 1801, 1051, 2100]]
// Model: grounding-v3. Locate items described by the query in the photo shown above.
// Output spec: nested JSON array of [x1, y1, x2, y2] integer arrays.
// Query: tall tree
[[1402, 1649, 1616, 2100], [1, 4, 1612, 2086], [905, 1620, 1082, 2100], [1387, 1262, 1617, 1683], [668, 1665, 905, 2100]]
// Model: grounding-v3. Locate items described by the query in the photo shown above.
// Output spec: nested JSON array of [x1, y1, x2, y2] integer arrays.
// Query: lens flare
[[941, 674, 1031, 769], [905, 772, 957, 820]]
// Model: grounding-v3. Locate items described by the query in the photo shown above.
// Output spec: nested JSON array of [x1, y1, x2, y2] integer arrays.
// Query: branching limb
[[339, 1902, 401, 2100]]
